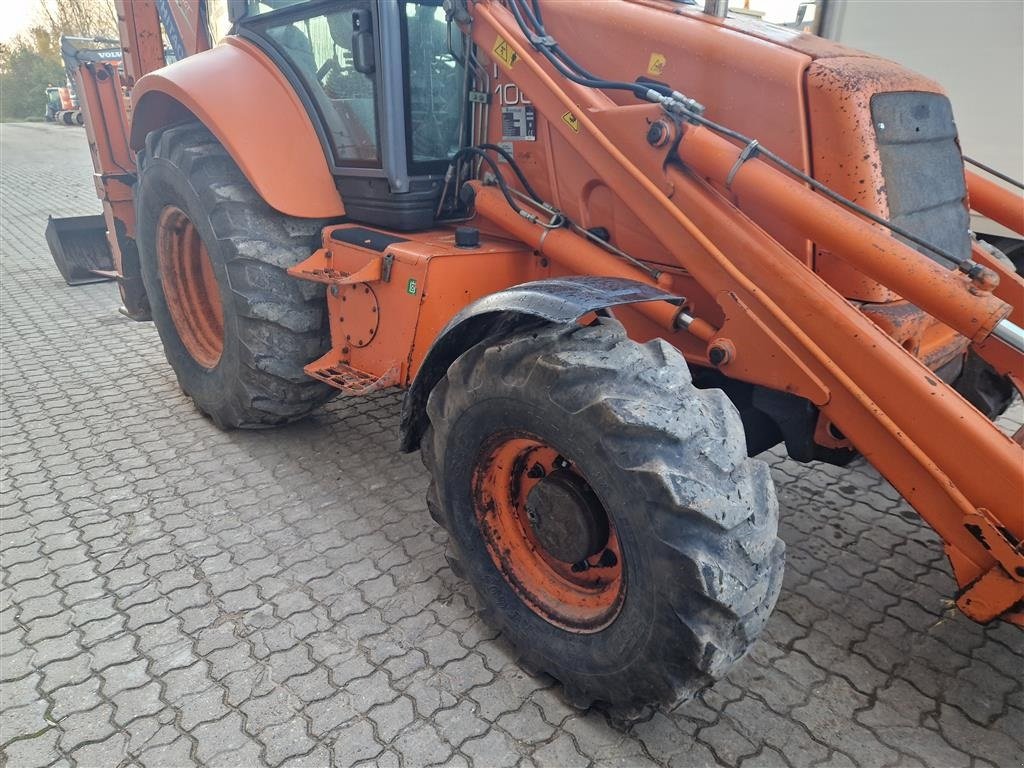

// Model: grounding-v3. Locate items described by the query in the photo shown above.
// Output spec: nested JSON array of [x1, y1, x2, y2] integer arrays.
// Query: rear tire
[[422, 320, 784, 715], [137, 122, 335, 428]]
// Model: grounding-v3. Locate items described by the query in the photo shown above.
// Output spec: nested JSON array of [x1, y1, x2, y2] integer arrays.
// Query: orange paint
[[459, 0, 1024, 621], [473, 436, 625, 632], [967, 170, 1024, 236], [71, 0, 1024, 625], [130, 38, 344, 219], [157, 206, 224, 369]]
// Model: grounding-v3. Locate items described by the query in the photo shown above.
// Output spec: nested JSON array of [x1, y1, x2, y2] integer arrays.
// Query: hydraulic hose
[[504, 0, 990, 281]]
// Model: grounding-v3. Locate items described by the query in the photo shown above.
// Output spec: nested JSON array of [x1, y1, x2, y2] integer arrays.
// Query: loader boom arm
[[468, 0, 1024, 621]]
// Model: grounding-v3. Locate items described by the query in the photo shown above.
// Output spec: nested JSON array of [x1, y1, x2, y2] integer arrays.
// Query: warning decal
[[648, 52, 667, 76], [493, 36, 519, 68], [495, 140, 514, 160], [561, 111, 581, 133]]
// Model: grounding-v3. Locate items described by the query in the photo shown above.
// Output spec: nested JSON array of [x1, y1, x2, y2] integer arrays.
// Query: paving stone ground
[[1, 121, 1022, 768]]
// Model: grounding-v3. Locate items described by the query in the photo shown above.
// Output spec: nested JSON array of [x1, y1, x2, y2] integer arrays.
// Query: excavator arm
[[46, 0, 215, 314]]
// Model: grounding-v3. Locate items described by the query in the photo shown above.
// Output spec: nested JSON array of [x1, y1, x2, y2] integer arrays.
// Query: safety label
[[493, 36, 519, 68], [648, 52, 667, 76], [502, 105, 537, 141], [561, 111, 580, 133]]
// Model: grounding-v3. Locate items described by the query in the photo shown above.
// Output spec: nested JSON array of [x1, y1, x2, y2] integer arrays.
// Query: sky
[[0, 0, 37, 44]]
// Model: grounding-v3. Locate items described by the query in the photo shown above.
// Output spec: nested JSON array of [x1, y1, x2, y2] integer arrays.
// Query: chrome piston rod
[[993, 318, 1024, 354]]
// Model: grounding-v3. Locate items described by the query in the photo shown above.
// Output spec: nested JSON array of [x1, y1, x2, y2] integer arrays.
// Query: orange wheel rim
[[157, 206, 224, 369], [473, 433, 625, 633]]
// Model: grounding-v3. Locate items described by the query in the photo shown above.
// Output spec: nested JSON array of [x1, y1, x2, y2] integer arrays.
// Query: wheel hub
[[525, 469, 609, 564], [156, 206, 224, 370], [473, 434, 626, 633]]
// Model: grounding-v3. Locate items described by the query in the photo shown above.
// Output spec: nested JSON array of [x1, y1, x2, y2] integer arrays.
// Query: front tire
[[136, 122, 335, 428], [422, 320, 784, 714]]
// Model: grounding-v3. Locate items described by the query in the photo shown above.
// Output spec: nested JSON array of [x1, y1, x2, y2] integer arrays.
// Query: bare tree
[[0, 0, 118, 121], [36, 0, 118, 42]]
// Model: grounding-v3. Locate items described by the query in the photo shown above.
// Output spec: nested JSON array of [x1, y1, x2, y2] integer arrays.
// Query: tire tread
[[138, 122, 334, 428], [422, 320, 784, 716]]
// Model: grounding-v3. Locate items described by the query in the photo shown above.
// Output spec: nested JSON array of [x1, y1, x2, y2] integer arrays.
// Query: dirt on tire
[[422, 319, 785, 717], [136, 122, 336, 428]]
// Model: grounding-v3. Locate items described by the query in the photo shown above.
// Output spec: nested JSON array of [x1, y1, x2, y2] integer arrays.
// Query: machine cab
[[234, 0, 466, 230]]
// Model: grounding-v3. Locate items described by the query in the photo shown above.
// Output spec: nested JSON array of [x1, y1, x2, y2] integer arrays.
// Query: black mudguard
[[399, 276, 681, 452]]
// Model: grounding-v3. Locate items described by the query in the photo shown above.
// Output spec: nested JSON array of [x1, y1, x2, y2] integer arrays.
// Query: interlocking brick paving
[[1, 121, 1022, 767]]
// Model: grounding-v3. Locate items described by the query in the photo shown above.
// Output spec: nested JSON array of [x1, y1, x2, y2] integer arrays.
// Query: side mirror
[[351, 9, 375, 75]]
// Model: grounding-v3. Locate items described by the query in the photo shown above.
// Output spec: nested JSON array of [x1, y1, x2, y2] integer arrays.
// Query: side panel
[[293, 226, 545, 387], [497, 1, 815, 267], [130, 37, 344, 219]]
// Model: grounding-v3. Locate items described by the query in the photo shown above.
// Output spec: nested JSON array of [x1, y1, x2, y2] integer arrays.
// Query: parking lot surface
[[1, 121, 1022, 768]]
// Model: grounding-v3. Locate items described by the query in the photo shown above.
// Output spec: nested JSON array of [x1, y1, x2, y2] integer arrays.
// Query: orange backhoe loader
[[52, 0, 1024, 716]]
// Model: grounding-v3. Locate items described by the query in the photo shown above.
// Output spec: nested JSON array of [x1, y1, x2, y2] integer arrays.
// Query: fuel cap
[[455, 226, 481, 248]]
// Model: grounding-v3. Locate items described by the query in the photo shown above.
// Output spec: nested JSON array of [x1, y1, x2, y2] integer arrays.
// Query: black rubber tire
[[422, 319, 785, 715], [136, 122, 335, 428]]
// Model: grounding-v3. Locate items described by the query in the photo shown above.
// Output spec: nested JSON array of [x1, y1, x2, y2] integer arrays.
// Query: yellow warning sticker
[[647, 52, 667, 76], [561, 111, 581, 133], [493, 36, 518, 69]]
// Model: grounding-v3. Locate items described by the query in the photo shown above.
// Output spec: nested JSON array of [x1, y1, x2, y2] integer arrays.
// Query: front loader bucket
[[45, 215, 115, 285]]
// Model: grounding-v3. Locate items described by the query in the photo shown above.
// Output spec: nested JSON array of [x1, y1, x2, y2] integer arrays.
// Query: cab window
[[259, 3, 381, 166], [402, 1, 465, 172]]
